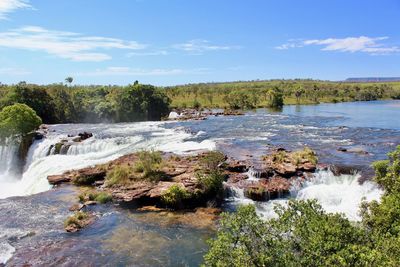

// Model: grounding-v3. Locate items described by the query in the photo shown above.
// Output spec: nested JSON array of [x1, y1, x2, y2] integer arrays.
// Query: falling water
[[0, 122, 216, 199], [227, 169, 383, 221]]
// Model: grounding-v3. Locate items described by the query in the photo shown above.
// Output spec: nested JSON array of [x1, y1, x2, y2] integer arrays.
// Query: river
[[0, 100, 399, 266]]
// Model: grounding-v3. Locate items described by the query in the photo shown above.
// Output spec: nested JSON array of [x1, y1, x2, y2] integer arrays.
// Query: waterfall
[[0, 122, 216, 199], [0, 138, 21, 182], [226, 169, 383, 221]]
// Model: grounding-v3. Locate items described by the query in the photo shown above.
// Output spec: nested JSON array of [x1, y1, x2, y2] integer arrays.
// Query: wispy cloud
[[0, 67, 31, 75], [127, 50, 169, 57], [77, 67, 210, 76], [0, 26, 146, 61], [276, 36, 400, 55], [173, 39, 240, 55], [0, 0, 31, 19]]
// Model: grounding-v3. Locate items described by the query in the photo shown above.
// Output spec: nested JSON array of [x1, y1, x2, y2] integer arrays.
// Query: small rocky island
[[47, 144, 319, 232]]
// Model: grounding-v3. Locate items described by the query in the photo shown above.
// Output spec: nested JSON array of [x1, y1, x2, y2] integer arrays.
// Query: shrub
[[105, 165, 132, 186], [64, 211, 89, 229], [203, 201, 371, 267], [95, 192, 113, 203], [197, 171, 225, 195], [134, 150, 163, 178], [161, 184, 191, 208], [200, 151, 226, 172]]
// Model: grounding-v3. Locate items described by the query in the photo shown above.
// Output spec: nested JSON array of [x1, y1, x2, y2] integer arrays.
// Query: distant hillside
[[345, 77, 400, 82]]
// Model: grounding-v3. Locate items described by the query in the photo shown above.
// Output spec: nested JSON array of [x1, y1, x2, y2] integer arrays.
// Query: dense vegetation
[[0, 82, 170, 124], [166, 80, 400, 109], [204, 146, 400, 267]]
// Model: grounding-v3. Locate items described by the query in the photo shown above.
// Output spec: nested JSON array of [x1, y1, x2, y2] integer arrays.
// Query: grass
[[105, 150, 167, 186], [292, 147, 318, 165], [78, 189, 112, 203], [105, 165, 132, 186], [161, 184, 191, 208], [64, 211, 89, 229]]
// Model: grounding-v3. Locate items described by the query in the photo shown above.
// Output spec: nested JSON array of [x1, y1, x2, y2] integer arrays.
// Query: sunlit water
[[0, 100, 399, 265]]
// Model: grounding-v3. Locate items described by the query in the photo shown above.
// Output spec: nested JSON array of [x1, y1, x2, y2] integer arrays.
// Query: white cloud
[[0, 0, 31, 19], [0, 26, 146, 61], [0, 67, 31, 75], [277, 36, 400, 55], [77, 67, 209, 76], [127, 50, 169, 57], [173, 39, 240, 54]]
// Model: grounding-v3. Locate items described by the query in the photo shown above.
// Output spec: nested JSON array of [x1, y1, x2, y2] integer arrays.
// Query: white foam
[[0, 242, 15, 265], [229, 170, 383, 221]]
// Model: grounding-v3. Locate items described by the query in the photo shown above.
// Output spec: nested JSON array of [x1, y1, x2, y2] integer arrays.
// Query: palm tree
[[65, 77, 73, 86]]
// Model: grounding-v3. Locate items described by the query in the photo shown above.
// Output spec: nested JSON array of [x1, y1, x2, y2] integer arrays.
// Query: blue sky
[[0, 0, 399, 86]]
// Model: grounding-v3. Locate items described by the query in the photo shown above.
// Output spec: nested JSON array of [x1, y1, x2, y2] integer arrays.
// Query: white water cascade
[[227, 169, 383, 221], [0, 122, 216, 199]]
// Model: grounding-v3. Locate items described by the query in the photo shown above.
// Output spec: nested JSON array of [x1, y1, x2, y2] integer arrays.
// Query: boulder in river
[[262, 147, 318, 177]]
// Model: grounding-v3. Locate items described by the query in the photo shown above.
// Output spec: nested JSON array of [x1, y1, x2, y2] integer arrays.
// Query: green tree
[[0, 103, 42, 140]]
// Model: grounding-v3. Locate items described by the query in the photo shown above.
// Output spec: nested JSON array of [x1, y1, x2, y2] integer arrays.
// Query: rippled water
[[0, 100, 399, 265]]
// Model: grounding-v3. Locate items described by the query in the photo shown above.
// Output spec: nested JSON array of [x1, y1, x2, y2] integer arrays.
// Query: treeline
[[0, 82, 171, 124], [165, 80, 400, 109]]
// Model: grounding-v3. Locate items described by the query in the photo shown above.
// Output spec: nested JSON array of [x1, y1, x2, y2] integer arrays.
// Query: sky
[[0, 0, 399, 86]]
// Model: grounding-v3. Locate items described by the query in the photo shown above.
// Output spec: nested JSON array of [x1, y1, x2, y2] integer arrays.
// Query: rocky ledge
[[225, 147, 318, 202], [48, 147, 319, 231], [167, 108, 244, 121], [49, 151, 229, 211]]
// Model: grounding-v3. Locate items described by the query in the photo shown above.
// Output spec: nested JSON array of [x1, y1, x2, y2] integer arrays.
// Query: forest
[[165, 80, 400, 109], [0, 81, 171, 124]]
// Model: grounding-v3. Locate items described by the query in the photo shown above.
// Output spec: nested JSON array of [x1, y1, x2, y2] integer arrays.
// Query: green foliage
[[0, 103, 42, 139], [78, 189, 112, 204], [205, 146, 400, 266], [0, 84, 57, 123], [161, 184, 191, 208], [64, 211, 89, 228], [105, 150, 165, 186], [105, 165, 132, 186], [292, 147, 318, 165], [371, 146, 400, 193], [204, 201, 372, 267], [0, 83, 170, 124], [197, 171, 225, 196], [225, 90, 255, 110], [134, 150, 164, 181], [200, 151, 226, 172], [165, 79, 399, 109]]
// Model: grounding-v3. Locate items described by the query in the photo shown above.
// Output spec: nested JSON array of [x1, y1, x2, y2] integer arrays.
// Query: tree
[[65, 77, 73, 86], [295, 85, 304, 104], [0, 103, 42, 140], [0, 84, 57, 123]]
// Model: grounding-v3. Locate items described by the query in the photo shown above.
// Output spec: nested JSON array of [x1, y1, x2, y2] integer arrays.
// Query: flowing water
[[0, 100, 399, 265]]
